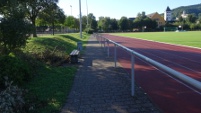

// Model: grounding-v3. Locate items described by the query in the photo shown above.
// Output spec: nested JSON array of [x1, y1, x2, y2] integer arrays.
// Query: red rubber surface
[[102, 34, 201, 113]]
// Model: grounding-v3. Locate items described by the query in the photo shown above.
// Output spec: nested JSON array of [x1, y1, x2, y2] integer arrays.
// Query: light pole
[[70, 5, 72, 15], [86, 0, 89, 26], [79, 0, 82, 38]]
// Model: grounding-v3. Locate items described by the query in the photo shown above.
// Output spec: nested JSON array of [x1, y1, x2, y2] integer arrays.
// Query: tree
[[98, 17, 111, 32], [128, 19, 134, 31], [74, 18, 80, 30], [137, 12, 146, 20], [87, 13, 96, 25], [0, 0, 32, 53], [118, 16, 129, 31], [88, 13, 97, 30], [178, 16, 184, 23], [198, 13, 201, 24], [133, 18, 143, 29], [26, 0, 59, 37], [110, 19, 119, 31], [186, 14, 197, 23], [98, 16, 104, 31], [133, 14, 157, 31], [91, 19, 98, 31], [85, 13, 97, 33], [64, 16, 79, 31], [190, 23, 197, 30], [0, 17, 32, 53], [38, 2, 65, 35], [65, 16, 76, 28], [82, 16, 88, 30], [143, 17, 157, 30], [0, 0, 27, 18]]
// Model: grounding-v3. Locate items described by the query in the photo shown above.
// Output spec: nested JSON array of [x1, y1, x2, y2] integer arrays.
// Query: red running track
[[102, 34, 201, 113]]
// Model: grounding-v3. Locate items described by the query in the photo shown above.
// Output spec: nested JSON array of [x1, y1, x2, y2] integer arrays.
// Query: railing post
[[101, 36, 103, 47], [103, 38, 105, 50], [107, 40, 110, 57], [114, 44, 117, 68], [96, 34, 98, 42], [131, 53, 135, 96]]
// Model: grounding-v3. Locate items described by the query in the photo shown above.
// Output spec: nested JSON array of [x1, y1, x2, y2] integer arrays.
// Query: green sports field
[[111, 31, 201, 48]]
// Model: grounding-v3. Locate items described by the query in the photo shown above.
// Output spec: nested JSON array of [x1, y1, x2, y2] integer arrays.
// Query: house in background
[[128, 17, 136, 22], [181, 11, 188, 19], [147, 12, 165, 27], [164, 6, 172, 22]]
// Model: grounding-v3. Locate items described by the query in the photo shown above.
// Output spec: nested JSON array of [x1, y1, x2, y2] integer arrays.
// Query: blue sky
[[58, 0, 201, 19]]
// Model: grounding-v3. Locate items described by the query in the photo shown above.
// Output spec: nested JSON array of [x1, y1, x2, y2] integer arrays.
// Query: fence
[[93, 33, 201, 96]]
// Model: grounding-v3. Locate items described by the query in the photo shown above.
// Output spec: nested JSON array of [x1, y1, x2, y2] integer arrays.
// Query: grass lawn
[[23, 33, 89, 112], [111, 31, 201, 48]]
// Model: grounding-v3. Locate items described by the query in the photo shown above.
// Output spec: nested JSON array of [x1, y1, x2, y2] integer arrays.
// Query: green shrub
[[0, 54, 31, 88], [85, 27, 94, 34], [32, 47, 70, 66], [0, 77, 34, 113], [0, 17, 32, 53]]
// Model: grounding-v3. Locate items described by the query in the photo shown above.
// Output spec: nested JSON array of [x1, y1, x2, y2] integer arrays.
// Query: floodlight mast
[[86, 0, 89, 26], [70, 5, 72, 15], [79, 0, 82, 38]]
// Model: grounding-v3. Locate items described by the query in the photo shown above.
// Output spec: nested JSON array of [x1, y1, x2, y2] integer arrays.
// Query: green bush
[[0, 54, 31, 88], [85, 27, 94, 34], [0, 17, 32, 53], [0, 77, 34, 113]]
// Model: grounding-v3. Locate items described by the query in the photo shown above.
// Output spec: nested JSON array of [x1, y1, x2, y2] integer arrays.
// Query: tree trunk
[[32, 19, 37, 37], [52, 22, 55, 35]]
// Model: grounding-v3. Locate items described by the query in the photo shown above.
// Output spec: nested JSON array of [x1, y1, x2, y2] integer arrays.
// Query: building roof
[[166, 6, 171, 11], [147, 12, 158, 18], [129, 17, 136, 21]]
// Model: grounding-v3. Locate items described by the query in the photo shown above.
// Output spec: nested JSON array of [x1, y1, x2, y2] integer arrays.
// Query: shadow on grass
[[60, 33, 89, 41], [59, 34, 90, 50], [30, 37, 76, 54], [60, 34, 82, 42]]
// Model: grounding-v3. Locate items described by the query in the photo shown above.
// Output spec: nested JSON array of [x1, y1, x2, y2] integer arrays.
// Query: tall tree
[[0, 0, 27, 18], [85, 13, 97, 33], [82, 16, 88, 30], [65, 16, 79, 30], [98, 16, 104, 31], [197, 13, 201, 24], [65, 16, 77, 28], [87, 13, 96, 25], [38, 2, 65, 35], [186, 14, 197, 23], [26, 0, 59, 37], [0, 0, 32, 53], [98, 17, 111, 32], [110, 19, 119, 31], [133, 12, 157, 31], [178, 16, 184, 23], [118, 16, 129, 31]]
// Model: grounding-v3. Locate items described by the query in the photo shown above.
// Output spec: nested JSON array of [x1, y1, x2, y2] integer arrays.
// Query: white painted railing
[[94, 33, 201, 96]]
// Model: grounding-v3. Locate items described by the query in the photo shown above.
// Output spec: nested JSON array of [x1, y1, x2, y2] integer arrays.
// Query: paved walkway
[[61, 35, 161, 113]]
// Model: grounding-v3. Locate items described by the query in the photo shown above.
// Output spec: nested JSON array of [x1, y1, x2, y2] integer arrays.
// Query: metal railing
[[94, 33, 201, 96]]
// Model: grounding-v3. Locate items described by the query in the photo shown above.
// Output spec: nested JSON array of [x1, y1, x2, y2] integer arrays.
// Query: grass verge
[[111, 31, 201, 48], [22, 33, 89, 112]]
